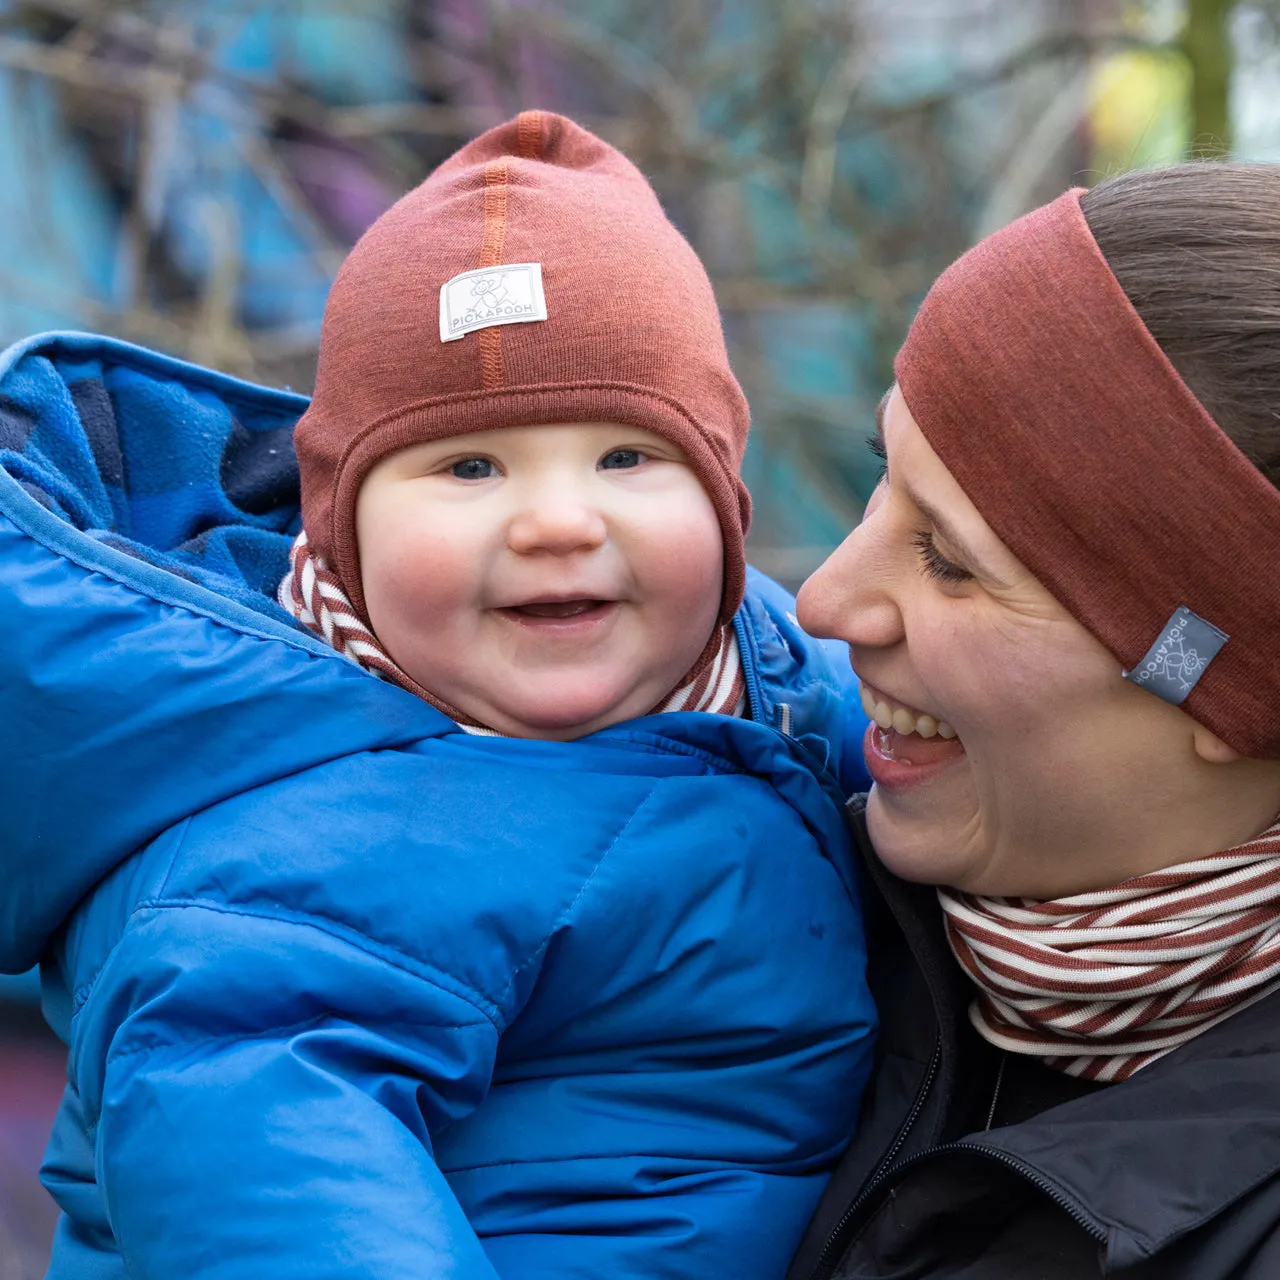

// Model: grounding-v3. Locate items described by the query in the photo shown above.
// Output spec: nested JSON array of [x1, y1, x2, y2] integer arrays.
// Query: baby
[[18, 112, 875, 1280]]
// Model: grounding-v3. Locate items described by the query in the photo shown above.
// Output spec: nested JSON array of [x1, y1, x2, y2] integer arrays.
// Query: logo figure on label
[[438, 262, 548, 343], [1147, 628, 1206, 696], [1122, 605, 1229, 707], [470, 275, 511, 310]]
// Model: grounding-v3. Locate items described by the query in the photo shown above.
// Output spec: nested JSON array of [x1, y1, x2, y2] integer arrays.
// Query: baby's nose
[[507, 499, 608, 555]]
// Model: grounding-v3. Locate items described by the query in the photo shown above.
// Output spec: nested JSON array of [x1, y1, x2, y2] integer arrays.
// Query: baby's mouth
[[501, 599, 616, 621]]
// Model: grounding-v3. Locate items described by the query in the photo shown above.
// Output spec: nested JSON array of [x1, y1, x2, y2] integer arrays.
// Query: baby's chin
[[460, 678, 664, 741]]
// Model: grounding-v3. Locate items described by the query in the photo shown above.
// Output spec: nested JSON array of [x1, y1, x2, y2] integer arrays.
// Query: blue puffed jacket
[[0, 332, 876, 1280]]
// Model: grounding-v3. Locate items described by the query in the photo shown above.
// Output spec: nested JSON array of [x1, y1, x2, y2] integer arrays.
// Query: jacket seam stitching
[[105, 1007, 488, 1071], [1095, 1152, 1280, 1258], [492, 788, 660, 1010], [441, 1143, 849, 1174], [153, 814, 194, 910], [585, 731, 748, 772], [74, 563, 358, 666], [68, 817, 196, 1018], [0, 493, 361, 669], [123, 898, 504, 1029]]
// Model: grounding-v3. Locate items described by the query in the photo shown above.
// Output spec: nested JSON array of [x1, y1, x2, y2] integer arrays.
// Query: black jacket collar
[[789, 801, 1280, 1278]]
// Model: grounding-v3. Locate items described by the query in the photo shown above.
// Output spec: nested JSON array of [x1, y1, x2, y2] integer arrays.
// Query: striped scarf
[[278, 531, 745, 734], [938, 819, 1280, 1083]]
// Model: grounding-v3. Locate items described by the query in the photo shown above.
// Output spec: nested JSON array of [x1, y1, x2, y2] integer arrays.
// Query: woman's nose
[[506, 491, 608, 556], [796, 515, 905, 650]]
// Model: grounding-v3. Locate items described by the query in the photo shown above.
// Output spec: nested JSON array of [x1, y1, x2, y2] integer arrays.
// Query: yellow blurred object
[[1089, 50, 1192, 172]]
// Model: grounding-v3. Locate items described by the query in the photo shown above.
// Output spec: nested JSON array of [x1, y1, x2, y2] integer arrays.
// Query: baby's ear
[[1192, 723, 1242, 764]]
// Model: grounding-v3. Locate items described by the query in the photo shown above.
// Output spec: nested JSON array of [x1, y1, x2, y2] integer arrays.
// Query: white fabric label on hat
[[438, 263, 547, 342]]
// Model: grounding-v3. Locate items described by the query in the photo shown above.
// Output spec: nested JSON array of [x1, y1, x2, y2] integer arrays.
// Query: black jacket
[[787, 797, 1280, 1280]]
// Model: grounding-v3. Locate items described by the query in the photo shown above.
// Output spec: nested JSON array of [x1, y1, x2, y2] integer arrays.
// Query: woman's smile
[[857, 677, 959, 742], [857, 677, 965, 788]]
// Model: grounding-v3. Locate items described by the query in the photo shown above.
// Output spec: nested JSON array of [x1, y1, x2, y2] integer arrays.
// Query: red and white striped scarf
[[938, 819, 1280, 1083], [278, 531, 746, 734]]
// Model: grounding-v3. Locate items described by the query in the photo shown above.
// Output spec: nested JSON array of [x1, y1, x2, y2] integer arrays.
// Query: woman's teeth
[[859, 684, 956, 740]]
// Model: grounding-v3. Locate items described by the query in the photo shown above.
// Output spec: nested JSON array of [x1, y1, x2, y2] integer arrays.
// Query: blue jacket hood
[[0, 330, 867, 976], [0, 332, 454, 974]]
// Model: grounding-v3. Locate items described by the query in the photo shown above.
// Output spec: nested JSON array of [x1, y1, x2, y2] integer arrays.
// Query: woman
[[786, 164, 1280, 1279]]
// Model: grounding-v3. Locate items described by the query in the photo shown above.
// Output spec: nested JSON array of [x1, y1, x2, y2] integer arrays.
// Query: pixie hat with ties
[[293, 110, 752, 629]]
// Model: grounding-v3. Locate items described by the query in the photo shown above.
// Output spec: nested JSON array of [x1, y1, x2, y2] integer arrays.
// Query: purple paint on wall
[[0, 1034, 66, 1278]]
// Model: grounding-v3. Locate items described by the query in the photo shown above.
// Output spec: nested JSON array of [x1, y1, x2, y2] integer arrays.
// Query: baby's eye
[[450, 458, 495, 481], [599, 449, 645, 470]]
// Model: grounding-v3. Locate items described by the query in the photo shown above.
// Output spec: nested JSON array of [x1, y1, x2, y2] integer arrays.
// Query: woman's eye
[[912, 530, 972, 584], [600, 449, 645, 470], [450, 458, 495, 481]]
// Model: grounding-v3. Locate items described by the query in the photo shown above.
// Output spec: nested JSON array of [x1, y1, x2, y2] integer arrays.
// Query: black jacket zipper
[[810, 1091, 1109, 1278], [810, 1037, 942, 1279], [947, 1143, 1108, 1242]]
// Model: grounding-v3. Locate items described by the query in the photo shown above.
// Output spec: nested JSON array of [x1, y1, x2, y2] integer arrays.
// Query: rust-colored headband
[[895, 188, 1280, 759]]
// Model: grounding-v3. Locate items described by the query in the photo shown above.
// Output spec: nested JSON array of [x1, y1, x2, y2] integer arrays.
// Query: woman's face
[[797, 386, 1261, 899]]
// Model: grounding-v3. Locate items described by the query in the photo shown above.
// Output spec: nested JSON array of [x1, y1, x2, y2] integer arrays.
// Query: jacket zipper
[[733, 611, 766, 726], [732, 611, 851, 811], [810, 1036, 942, 1279], [809, 1074, 1109, 1278], [947, 1143, 1108, 1242]]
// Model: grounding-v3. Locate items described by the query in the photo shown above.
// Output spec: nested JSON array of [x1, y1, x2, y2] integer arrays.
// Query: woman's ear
[[1192, 723, 1243, 764]]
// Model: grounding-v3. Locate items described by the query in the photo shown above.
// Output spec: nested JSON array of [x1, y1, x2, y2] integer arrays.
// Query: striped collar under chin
[[938, 817, 1280, 1083]]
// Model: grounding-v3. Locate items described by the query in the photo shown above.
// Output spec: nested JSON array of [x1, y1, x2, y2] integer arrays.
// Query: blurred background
[[1, 0, 1278, 1272]]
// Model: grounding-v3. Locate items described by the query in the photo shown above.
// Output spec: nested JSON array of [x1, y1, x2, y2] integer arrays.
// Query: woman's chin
[[865, 786, 981, 889]]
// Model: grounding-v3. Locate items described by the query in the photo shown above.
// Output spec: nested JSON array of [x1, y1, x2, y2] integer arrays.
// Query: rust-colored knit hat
[[295, 110, 751, 626]]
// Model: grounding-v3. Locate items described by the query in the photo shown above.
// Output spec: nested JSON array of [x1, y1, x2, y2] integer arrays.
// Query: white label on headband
[[439, 263, 547, 342], [1122, 606, 1229, 706]]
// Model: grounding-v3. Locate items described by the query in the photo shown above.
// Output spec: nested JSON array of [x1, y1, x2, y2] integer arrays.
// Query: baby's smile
[[498, 598, 619, 626]]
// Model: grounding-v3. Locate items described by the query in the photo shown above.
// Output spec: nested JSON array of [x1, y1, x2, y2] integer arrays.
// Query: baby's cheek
[[645, 500, 723, 588], [364, 536, 469, 640], [651, 557, 723, 660]]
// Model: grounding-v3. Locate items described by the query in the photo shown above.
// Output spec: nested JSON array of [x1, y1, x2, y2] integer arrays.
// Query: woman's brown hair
[[1081, 163, 1280, 489]]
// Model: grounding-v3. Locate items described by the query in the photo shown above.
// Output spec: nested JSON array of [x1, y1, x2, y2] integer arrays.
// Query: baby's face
[[355, 422, 724, 739]]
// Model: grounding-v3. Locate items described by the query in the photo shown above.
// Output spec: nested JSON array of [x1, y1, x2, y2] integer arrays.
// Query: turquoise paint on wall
[[0, 74, 118, 342]]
